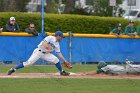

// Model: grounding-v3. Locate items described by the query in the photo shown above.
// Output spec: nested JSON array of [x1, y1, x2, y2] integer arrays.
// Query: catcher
[[8, 31, 72, 76]]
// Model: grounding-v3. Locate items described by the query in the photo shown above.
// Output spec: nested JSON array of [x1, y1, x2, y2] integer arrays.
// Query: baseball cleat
[[7, 68, 15, 75], [60, 71, 70, 76]]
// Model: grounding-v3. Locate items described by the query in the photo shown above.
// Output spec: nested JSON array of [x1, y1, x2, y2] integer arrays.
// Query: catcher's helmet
[[55, 31, 64, 38], [97, 61, 107, 69]]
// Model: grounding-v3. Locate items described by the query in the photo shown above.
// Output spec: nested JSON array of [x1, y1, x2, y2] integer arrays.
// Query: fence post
[[68, 32, 72, 63], [41, 0, 45, 33]]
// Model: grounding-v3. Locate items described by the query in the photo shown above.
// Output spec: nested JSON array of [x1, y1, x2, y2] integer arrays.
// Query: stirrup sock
[[15, 63, 24, 70], [55, 62, 63, 72]]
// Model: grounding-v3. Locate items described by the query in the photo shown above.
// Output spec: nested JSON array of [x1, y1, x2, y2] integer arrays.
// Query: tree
[[46, 0, 76, 14], [72, 0, 124, 16], [63, 0, 75, 14], [0, 0, 30, 12], [46, 0, 51, 13], [16, 0, 30, 12], [89, 0, 124, 16], [0, 0, 17, 12], [46, 0, 58, 13], [0, 0, 5, 11]]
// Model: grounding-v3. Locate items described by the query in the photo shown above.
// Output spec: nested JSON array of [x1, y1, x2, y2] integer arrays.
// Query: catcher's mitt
[[63, 61, 72, 69]]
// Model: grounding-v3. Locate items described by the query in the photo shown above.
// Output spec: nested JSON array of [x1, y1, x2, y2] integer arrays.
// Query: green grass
[[0, 78, 140, 93], [0, 64, 97, 73], [0, 64, 140, 93]]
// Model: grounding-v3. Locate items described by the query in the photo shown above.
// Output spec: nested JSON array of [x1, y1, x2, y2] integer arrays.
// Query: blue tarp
[[72, 37, 140, 63], [0, 35, 140, 63], [0, 35, 42, 62]]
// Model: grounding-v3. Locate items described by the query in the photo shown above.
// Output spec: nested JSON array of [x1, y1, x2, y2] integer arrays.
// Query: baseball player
[[109, 23, 124, 36], [97, 61, 140, 75], [7, 31, 70, 76], [124, 21, 137, 36], [125, 61, 140, 74], [96, 62, 126, 75]]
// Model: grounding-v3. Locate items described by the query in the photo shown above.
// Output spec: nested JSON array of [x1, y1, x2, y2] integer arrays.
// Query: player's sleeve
[[101, 66, 109, 72], [43, 36, 51, 43], [111, 29, 116, 33]]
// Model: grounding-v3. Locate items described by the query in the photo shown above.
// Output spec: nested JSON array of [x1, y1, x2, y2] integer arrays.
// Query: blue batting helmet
[[55, 31, 64, 38]]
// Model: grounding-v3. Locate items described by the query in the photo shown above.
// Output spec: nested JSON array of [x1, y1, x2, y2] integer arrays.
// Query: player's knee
[[53, 58, 59, 64], [23, 61, 33, 67]]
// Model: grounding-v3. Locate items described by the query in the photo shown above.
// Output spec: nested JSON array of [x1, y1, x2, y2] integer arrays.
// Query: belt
[[39, 49, 46, 54]]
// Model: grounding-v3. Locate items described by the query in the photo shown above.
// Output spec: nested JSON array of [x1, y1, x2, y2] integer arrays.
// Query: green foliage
[[0, 0, 30, 12], [0, 12, 41, 31], [0, 12, 139, 33], [46, 0, 58, 13], [84, 0, 124, 16]]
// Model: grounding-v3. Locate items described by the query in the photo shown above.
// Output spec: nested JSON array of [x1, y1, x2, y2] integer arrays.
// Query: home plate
[[54, 72, 78, 76]]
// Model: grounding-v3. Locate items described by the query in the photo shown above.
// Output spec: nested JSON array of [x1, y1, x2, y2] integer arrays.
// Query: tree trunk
[[64, 0, 75, 14], [46, 0, 51, 13]]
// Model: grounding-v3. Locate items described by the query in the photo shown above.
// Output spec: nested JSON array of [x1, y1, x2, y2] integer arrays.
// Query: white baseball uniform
[[101, 65, 126, 74], [126, 64, 140, 74], [23, 36, 60, 66], [101, 64, 140, 74]]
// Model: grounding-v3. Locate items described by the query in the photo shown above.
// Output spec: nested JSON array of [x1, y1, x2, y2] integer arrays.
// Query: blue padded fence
[[72, 37, 140, 63], [0, 35, 140, 63]]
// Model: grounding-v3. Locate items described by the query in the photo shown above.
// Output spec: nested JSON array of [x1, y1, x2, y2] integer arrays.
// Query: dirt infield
[[0, 71, 140, 79]]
